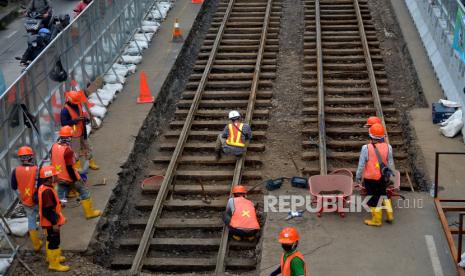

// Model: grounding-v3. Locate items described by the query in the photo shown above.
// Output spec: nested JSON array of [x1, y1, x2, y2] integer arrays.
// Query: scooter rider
[[26, 0, 52, 27]]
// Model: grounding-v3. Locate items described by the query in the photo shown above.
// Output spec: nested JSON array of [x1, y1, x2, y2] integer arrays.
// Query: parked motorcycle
[[23, 8, 53, 34]]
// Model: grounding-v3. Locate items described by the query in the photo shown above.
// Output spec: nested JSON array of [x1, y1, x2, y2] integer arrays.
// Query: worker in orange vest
[[355, 123, 394, 226], [60, 90, 99, 170], [38, 165, 70, 272], [51, 126, 102, 219], [215, 110, 252, 160], [224, 185, 260, 241], [364, 116, 381, 128], [269, 227, 308, 276], [10, 146, 42, 252]]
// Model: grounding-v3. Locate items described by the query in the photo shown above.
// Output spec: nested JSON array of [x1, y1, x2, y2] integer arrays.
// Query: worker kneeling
[[215, 110, 252, 160], [269, 227, 308, 276], [224, 185, 260, 241], [355, 123, 395, 227], [38, 166, 70, 272], [51, 126, 101, 219]]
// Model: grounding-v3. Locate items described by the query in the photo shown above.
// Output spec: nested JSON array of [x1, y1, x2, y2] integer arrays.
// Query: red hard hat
[[40, 165, 58, 179], [279, 227, 300, 244], [18, 146, 34, 156], [369, 123, 385, 138], [232, 185, 247, 194], [59, 126, 74, 137], [67, 90, 82, 104], [365, 116, 381, 127]]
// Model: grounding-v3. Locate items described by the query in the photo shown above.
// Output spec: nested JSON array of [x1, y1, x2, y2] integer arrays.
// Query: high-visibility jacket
[[363, 142, 389, 181], [281, 250, 308, 276], [226, 123, 245, 148], [15, 165, 37, 207], [64, 103, 84, 137], [229, 197, 260, 230], [51, 143, 79, 183], [38, 185, 65, 227]]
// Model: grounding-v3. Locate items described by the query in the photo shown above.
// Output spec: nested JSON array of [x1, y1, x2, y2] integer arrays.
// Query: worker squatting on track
[[215, 110, 252, 160], [269, 227, 309, 276]]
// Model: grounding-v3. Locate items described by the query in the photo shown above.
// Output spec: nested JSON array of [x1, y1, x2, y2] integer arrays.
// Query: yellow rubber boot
[[383, 199, 394, 223], [364, 207, 382, 227], [29, 230, 43, 252], [46, 242, 66, 263], [81, 198, 102, 219], [88, 159, 100, 170], [48, 248, 70, 272]]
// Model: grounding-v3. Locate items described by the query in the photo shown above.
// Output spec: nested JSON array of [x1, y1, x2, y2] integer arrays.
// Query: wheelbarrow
[[354, 169, 404, 200], [308, 169, 353, 218]]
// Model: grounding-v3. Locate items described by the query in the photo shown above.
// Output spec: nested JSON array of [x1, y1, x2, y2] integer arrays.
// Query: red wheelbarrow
[[308, 169, 353, 218], [355, 169, 403, 200]]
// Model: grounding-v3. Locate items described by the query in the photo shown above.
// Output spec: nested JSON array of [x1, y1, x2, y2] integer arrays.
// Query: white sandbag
[[140, 25, 159, 33], [89, 95, 111, 107], [134, 33, 154, 42], [439, 99, 462, 108], [112, 63, 136, 75], [0, 258, 13, 275], [103, 83, 124, 93], [124, 46, 142, 56], [129, 40, 149, 50], [90, 105, 107, 118], [143, 20, 159, 26], [93, 117, 103, 128], [1, 217, 28, 236], [97, 88, 117, 101], [440, 109, 464, 137], [120, 55, 142, 64], [103, 74, 126, 84], [86, 123, 92, 137]]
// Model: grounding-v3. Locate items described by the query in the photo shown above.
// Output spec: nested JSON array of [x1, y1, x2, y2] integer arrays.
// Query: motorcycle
[[23, 8, 53, 34], [15, 33, 47, 67]]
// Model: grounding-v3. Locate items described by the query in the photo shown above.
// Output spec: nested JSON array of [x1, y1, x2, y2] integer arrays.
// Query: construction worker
[[51, 126, 102, 219], [355, 123, 394, 226], [269, 227, 308, 276], [38, 165, 70, 272], [364, 116, 381, 128], [224, 185, 260, 241], [10, 146, 42, 252], [215, 110, 252, 160], [60, 90, 99, 170]]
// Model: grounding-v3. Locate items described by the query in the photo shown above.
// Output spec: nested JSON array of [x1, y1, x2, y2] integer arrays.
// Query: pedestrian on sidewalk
[[223, 185, 260, 241], [269, 227, 308, 276], [38, 165, 70, 272], [355, 123, 395, 226], [51, 126, 102, 220], [10, 146, 42, 252], [215, 110, 252, 160]]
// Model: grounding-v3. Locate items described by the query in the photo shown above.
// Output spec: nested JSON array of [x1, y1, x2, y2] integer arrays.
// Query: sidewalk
[[58, 0, 203, 251]]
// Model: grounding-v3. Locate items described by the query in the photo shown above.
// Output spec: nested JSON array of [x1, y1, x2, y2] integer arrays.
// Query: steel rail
[[315, 0, 327, 175], [353, 0, 390, 144], [214, 0, 273, 273], [129, 0, 236, 273]]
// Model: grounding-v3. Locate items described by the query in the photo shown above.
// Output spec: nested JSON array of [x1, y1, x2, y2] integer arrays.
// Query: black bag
[[372, 143, 394, 184], [9, 104, 37, 129], [49, 59, 68, 82]]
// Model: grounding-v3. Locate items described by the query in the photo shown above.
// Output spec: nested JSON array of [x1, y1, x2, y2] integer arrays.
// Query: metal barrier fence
[[0, 0, 160, 213]]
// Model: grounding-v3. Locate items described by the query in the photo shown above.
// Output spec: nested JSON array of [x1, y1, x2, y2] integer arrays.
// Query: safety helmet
[[40, 165, 58, 179], [365, 116, 381, 128], [38, 28, 51, 35], [279, 227, 300, 244], [232, 185, 247, 194], [369, 123, 385, 139], [228, 110, 241, 120], [59, 126, 74, 137], [66, 90, 82, 104], [18, 146, 34, 156]]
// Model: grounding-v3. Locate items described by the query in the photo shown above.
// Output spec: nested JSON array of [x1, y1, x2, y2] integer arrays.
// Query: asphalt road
[[0, 0, 80, 89]]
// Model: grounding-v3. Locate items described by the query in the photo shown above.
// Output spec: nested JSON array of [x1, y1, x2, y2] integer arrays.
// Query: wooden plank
[[164, 130, 266, 139], [302, 139, 404, 149], [302, 107, 397, 115], [169, 119, 268, 128], [175, 170, 262, 180], [302, 127, 402, 135], [181, 90, 273, 99], [176, 99, 271, 108], [174, 109, 269, 118], [119, 238, 255, 249], [303, 96, 394, 104], [152, 154, 262, 165], [159, 142, 265, 152], [142, 184, 231, 194], [302, 151, 408, 160], [135, 199, 227, 210]]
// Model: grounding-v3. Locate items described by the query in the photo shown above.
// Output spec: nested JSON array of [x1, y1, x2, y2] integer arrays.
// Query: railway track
[[110, 0, 282, 274], [302, 0, 410, 184]]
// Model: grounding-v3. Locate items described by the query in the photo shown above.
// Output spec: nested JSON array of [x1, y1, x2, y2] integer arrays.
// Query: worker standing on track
[[224, 185, 260, 241], [355, 123, 395, 226], [10, 146, 42, 252], [51, 126, 102, 219], [215, 110, 252, 160], [38, 165, 70, 272], [269, 227, 308, 276], [60, 90, 99, 171]]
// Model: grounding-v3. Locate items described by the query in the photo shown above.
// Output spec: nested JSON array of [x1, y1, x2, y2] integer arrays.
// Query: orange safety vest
[[363, 142, 389, 181], [51, 143, 79, 183], [15, 166, 37, 207], [280, 251, 308, 276], [64, 103, 84, 137], [38, 185, 66, 227], [229, 197, 260, 230], [226, 123, 245, 148]]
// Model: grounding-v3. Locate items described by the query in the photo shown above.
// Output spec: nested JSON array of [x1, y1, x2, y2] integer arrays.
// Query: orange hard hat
[[59, 126, 74, 137], [365, 116, 381, 127], [40, 165, 58, 179], [66, 90, 82, 104], [232, 185, 247, 194], [369, 123, 385, 138], [279, 227, 300, 244], [18, 146, 34, 156]]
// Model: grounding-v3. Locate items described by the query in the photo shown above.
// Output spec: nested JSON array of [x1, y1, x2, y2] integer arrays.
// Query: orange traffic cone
[[172, 18, 183, 42], [137, 71, 154, 104], [192, 0, 204, 3]]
